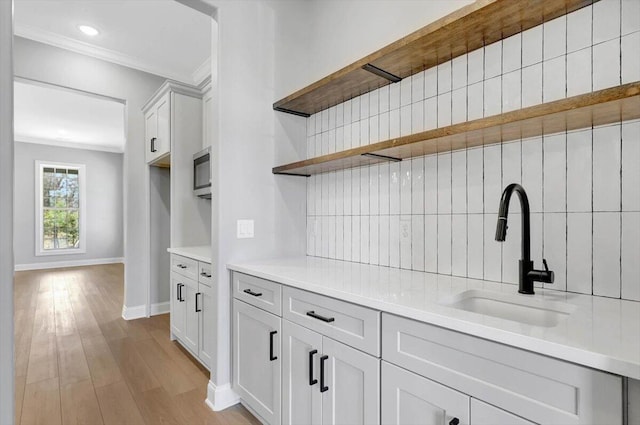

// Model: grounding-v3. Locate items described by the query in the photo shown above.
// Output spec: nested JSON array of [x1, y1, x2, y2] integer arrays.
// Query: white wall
[[14, 142, 124, 268], [13, 36, 166, 309], [0, 0, 14, 422]]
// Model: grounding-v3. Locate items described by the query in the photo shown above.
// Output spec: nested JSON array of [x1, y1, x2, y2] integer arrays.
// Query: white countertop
[[168, 245, 212, 263], [228, 256, 640, 380]]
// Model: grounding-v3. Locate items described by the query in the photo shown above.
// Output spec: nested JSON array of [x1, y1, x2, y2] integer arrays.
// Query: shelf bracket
[[273, 171, 311, 177], [361, 153, 402, 162], [273, 106, 311, 118], [362, 63, 402, 83]]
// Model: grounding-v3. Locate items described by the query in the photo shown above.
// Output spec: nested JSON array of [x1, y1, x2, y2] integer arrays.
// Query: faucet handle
[[542, 258, 549, 272]]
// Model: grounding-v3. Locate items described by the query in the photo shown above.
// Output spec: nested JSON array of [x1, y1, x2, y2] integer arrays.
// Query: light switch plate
[[237, 219, 254, 239]]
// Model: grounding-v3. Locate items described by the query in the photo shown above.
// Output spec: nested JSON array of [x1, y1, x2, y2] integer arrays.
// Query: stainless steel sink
[[440, 289, 576, 327]]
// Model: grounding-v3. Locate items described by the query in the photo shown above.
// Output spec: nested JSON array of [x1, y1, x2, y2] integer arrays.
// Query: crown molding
[[15, 23, 199, 85], [15, 135, 124, 154]]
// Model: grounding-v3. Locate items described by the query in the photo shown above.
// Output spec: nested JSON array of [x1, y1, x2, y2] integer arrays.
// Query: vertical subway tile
[[467, 147, 484, 214], [593, 124, 622, 211], [307, 175, 316, 216], [467, 47, 484, 85], [451, 88, 467, 124], [400, 216, 412, 269], [360, 215, 369, 264], [425, 155, 438, 214], [307, 114, 316, 137], [483, 77, 502, 117], [543, 56, 566, 102], [530, 213, 544, 267], [321, 108, 329, 132], [328, 172, 336, 216], [369, 89, 379, 117], [411, 72, 424, 102], [543, 133, 567, 213], [566, 48, 592, 97], [351, 168, 360, 215], [343, 169, 352, 216], [522, 137, 544, 212], [370, 164, 379, 215], [425, 215, 438, 273], [483, 144, 502, 213], [425, 67, 438, 98], [343, 123, 352, 149], [321, 131, 329, 155], [379, 215, 390, 267], [503, 33, 522, 73], [543, 15, 567, 60], [328, 129, 336, 153], [438, 215, 452, 274], [336, 126, 344, 152], [502, 70, 521, 113], [307, 217, 316, 256], [567, 212, 593, 294], [437, 92, 452, 127], [351, 215, 361, 262], [593, 0, 621, 44], [622, 121, 640, 211], [321, 173, 329, 215], [467, 82, 484, 121], [484, 41, 502, 79], [400, 104, 412, 136], [379, 163, 390, 215], [321, 216, 329, 257], [351, 96, 361, 123], [370, 215, 379, 265], [566, 129, 593, 212], [389, 162, 400, 215], [314, 217, 322, 256], [379, 85, 390, 113], [379, 111, 390, 141], [501, 208, 521, 284], [343, 99, 352, 124], [360, 167, 369, 215], [622, 212, 640, 301], [360, 118, 369, 146], [467, 214, 484, 279], [369, 115, 379, 144], [328, 105, 336, 130], [622, 32, 640, 84], [328, 216, 336, 258], [484, 214, 502, 282], [543, 212, 567, 291], [411, 158, 425, 215], [389, 82, 401, 110], [389, 108, 400, 138], [351, 121, 360, 148], [424, 96, 438, 130], [335, 170, 344, 216], [400, 77, 412, 107], [593, 38, 621, 90], [400, 160, 412, 215], [593, 212, 621, 298], [438, 61, 452, 94], [451, 150, 467, 214], [389, 215, 400, 268], [622, 0, 640, 35], [336, 215, 344, 260], [567, 4, 592, 53], [452, 54, 467, 90], [412, 215, 425, 271], [522, 63, 543, 107], [343, 214, 352, 261], [335, 103, 344, 128], [522, 26, 543, 67], [451, 215, 467, 277], [411, 100, 425, 133], [502, 140, 521, 186], [438, 153, 452, 214]]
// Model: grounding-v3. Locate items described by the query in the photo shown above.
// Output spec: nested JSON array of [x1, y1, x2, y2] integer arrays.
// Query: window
[[35, 161, 86, 256]]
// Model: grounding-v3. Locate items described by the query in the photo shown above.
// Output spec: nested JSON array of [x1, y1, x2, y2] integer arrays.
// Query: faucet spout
[[495, 184, 553, 294]]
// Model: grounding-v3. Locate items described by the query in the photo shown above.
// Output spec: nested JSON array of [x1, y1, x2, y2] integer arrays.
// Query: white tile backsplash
[[305, 1, 639, 300]]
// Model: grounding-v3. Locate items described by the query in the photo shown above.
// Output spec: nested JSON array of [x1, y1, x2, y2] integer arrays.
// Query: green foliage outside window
[[42, 167, 80, 250]]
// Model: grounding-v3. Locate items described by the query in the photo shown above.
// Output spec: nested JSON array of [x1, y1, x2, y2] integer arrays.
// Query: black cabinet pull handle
[[151, 137, 157, 152], [195, 292, 202, 312], [269, 331, 278, 361], [449, 418, 459, 425], [200, 272, 212, 278], [243, 288, 263, 297], [176, 264, 187, 269], [176, 283, 180, 301], [309, 349, 318, 386], [306, 311, 335, 323], [320, 355, 329, 393], [178, 284, 185, 302]]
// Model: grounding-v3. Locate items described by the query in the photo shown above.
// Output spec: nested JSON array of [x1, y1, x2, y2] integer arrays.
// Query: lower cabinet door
[[198, 283, 214, 369], [183, 276, 199, 354], [233, 299, 281, 425], [321, 336, 380, 425], [381, 361, 470, 425], [282, 320, 323, 425], [170, 274, 186, 341], [470, 399, 535, 425]]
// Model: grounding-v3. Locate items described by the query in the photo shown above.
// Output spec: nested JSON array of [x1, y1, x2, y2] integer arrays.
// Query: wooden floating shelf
[[273, 82, 640, 176], [273, 0, 595, 117]]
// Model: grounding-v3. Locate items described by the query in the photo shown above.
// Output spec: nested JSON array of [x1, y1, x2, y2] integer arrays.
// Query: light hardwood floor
[[14, 264, 259, 425]]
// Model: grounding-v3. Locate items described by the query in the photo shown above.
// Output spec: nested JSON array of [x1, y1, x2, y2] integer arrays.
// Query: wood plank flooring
[[14, 264, 259, 425]]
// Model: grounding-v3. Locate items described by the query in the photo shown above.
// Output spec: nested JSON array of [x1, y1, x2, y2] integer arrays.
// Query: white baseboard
[[122, 301, 170, 321], [15, 257, 124, 271], [205, 381, 240, 412]]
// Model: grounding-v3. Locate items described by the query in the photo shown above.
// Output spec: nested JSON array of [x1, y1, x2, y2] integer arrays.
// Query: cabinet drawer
[[171, 254, 198, 280], [283, 286, 380, 356], [233, 272, 282, 316], [198, 262, 213, 287], [382, 313, 622, 425]]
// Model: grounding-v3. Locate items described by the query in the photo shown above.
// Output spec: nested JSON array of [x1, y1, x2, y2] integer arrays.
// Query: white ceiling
[[14, 80, 127, 153], [14, 0, 212, 85]]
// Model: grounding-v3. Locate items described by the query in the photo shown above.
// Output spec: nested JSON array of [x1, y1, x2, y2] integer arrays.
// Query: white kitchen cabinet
[[470, 399, 535, 425], [144, 91, 170, 164], [182, 275, 199, 354], [233, 299, 281, 425], [170, 273, 186, 342], [382, 361, 469, 425], [198, 278, 214, 369]]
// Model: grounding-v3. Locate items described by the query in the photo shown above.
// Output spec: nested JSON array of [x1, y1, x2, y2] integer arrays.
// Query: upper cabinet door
[[282, 320, 323, 425], [144, 107, 157, 164], [381, 361, 470, 425], [321, 336, 380, 425], [154, 92, 171, 161]]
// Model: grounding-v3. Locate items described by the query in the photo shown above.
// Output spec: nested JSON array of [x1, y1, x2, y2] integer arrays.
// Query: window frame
[[35, 160, 87, 256]]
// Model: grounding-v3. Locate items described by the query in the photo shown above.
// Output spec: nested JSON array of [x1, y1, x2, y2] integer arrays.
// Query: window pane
[[41, 165, 81, 251]]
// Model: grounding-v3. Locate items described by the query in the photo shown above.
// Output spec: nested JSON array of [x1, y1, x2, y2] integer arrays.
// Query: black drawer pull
[[176, 264, 187, 269], [200, 272, 212, 278], [309, 349, 318, 386], [243, 288, 263, 297], [320, 355, 329, 393], [449, 418, 460, 425], [195, 292, 202, 312], [269, 331, 278, 361], [306, 311, 335, 323]]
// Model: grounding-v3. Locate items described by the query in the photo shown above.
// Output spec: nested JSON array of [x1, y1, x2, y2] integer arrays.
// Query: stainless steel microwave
[[193, 147, 212, 199]]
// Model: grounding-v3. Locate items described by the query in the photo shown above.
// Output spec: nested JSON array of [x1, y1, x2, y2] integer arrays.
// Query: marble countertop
[[168, 245, 212, 263], [228, 256, 640, 379]]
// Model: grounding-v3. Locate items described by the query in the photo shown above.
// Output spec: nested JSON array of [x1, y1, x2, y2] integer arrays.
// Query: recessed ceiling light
[[78, 25, 99, 37]]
